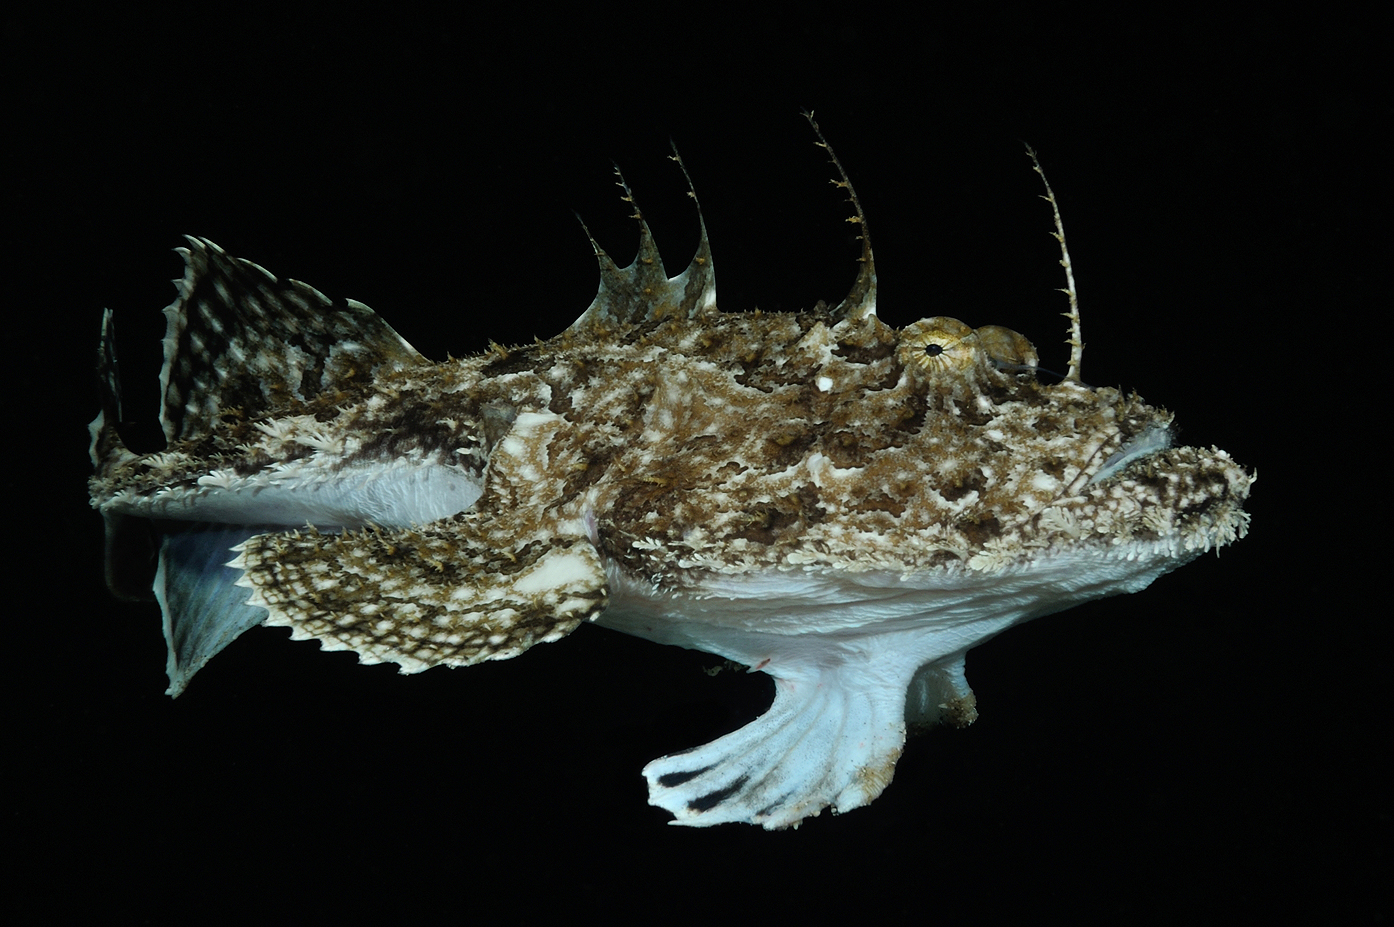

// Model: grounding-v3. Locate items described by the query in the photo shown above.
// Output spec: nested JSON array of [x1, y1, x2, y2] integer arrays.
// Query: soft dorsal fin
[[159, 237, 424, 444], [569, 147, 717, 331], [805, 112, 878, 321]]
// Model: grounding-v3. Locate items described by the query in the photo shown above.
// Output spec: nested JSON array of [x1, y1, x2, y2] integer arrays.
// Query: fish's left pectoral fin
[[230, 517, 608, 674]]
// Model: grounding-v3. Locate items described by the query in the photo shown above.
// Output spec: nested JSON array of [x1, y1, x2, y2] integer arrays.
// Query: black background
[[8, 8, 1385, 924]]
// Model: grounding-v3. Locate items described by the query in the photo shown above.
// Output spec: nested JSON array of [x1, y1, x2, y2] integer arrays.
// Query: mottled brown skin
[[97, 293, 1245, 672]]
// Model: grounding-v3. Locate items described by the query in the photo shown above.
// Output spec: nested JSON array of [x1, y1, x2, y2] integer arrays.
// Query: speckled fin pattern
[[159, 238, 424, 444], [231, 517, 606, 674]]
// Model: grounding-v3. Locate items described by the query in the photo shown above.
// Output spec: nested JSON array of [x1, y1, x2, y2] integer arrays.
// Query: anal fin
[[156, 523, 277, 697]]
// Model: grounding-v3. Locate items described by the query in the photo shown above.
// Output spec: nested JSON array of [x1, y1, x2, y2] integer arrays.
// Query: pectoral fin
[[230, 515, 608, 673]]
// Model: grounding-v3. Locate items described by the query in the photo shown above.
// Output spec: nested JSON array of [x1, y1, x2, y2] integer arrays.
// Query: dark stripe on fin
[[158, 238, 424, 444], [688, 775, 749, 813], [656, 765, 714, 788]]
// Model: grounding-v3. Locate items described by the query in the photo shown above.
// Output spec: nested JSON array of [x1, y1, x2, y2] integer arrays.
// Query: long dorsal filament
[[1026, 145, 1083, 383], [805, 111, 878, 321]]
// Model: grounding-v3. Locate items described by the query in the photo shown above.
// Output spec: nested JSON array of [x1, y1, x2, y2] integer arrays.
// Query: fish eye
[[899, 317, 978, 374]]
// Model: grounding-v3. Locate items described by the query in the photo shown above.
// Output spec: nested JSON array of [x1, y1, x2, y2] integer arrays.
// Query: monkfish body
[[89, 122, 1252, 828]]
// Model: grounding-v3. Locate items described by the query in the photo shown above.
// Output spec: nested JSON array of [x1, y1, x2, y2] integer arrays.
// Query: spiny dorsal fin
[[805, 112, 878, 321], [159, 238, 424, 444], [569, 151, 718, 331], [664, 143, 718, 318]]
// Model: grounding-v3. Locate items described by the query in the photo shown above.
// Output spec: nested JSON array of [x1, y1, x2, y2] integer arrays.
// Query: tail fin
[[157, 524, 275, 697], [88, 309, 129, 470], [89, 311, 155, 601]]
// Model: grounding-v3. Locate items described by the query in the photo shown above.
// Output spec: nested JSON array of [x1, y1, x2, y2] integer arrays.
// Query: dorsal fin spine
[[803, 111, 878, 321], [1025, 145, 1084, 383]]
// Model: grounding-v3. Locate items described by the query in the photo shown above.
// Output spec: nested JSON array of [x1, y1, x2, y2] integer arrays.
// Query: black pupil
[[924, 343, 944, 356]]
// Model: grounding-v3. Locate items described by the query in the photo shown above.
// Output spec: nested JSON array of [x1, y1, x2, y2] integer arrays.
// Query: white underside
[[102, 459, 483, 529], [597, 542, 1190, 827]]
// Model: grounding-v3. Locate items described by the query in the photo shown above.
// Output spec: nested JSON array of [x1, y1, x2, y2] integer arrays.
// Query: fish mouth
[[1088, 424, 1173, 485]]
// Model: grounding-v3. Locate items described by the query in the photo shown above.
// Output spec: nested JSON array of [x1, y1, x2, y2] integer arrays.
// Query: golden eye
[[974, 325, 1039, 370], [898, 317, 978, 373]]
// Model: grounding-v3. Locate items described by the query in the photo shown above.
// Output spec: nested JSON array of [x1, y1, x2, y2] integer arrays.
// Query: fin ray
[[804, 112, 878, 321]]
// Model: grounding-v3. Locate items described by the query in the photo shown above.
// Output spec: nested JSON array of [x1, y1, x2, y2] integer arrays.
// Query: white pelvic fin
[[905, 653, 979, 731], [643, 660, 908, 829]]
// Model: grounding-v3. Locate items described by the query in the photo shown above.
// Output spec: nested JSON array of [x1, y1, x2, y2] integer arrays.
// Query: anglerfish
[[88, 119, 1252, 828]]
